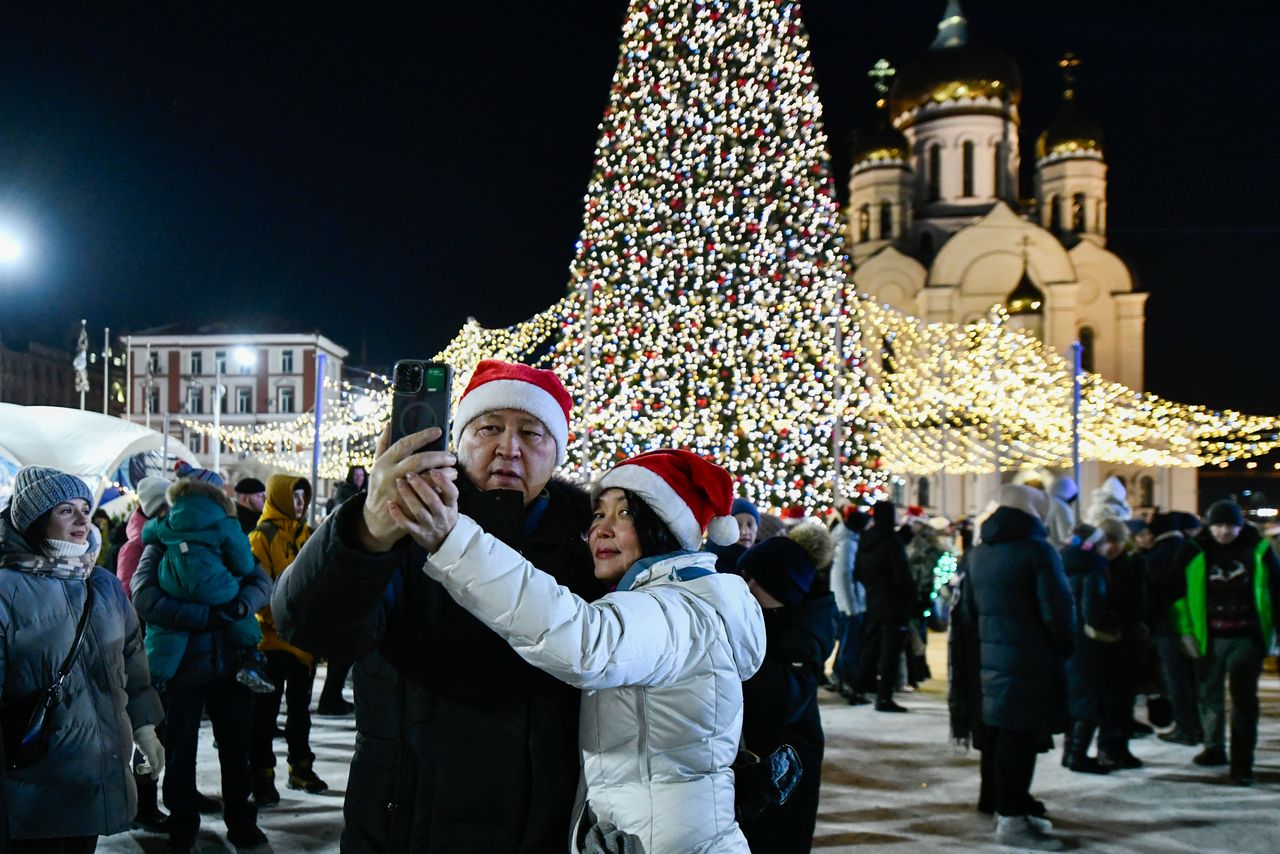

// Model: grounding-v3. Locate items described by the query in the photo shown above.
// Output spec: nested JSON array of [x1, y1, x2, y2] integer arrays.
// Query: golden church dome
[[886, 1, 1021, 124], [852, 125, 911, 166], [1035, 96, 1103, 162]]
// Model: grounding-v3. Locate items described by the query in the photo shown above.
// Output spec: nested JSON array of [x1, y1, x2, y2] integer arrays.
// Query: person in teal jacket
[[142, 472, 274, 694], [1171, 500, 1280, 785]]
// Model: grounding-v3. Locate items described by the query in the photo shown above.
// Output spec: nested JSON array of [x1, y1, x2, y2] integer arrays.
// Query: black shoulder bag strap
[[9, 577, 97, 768]]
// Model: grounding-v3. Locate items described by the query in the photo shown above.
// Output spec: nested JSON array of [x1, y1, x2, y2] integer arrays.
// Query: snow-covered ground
[[99, 642, 1280, 853]]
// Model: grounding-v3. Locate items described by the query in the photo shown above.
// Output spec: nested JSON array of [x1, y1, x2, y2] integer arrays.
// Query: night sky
[[1, 1, 1277, 414]]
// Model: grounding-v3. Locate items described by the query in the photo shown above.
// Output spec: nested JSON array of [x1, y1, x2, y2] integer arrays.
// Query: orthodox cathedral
[[846, 0, 1193, 518]]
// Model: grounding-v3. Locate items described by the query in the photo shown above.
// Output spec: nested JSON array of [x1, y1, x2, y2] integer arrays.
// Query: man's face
[[1210, 523, 1242, 545], [1133, 529, 1154, 550], [293, 488, 308, 519], [457, 409, 558, 505], [238, 492, 265, 512]]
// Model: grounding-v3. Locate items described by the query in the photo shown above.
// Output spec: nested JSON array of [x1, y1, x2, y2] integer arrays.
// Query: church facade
[[846, 1, 1195, 519]]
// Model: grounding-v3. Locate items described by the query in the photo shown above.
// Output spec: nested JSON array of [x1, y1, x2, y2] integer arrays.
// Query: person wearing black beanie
[[1170, 500, 1280, 784], [738, 522, 836, 854], [233, 477, 267, 535]]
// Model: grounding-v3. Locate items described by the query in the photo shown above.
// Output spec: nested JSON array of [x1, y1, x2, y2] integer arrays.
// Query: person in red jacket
[[116, 476, 171, 599]]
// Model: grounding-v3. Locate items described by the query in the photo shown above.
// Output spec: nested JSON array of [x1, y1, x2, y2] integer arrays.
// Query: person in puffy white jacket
[[389, 448, 767, 853]]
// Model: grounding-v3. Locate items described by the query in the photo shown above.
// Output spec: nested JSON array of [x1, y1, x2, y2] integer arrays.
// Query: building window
[[1078, 326, 1095, 373], [148, 350, 162, 375], [236, 387, 252, 414], [215, 350, 227, 374], [858, 205, 870, 242], [187, 386, 203, 414], [279, 386, 295, 414], [1138, 476, 1155, 509], [879, 201, 893, 239], [190, 351, 203, 375], [281, 349, 294, 374], [1049, 195, 1061, 233], [917, 476, 931, 507], [147, 386, 160, 415], [993, 143, 1003, 196], [927, 144, 942, 201], [1072, 193, 1086, 233], [962, 140, 975, 197]]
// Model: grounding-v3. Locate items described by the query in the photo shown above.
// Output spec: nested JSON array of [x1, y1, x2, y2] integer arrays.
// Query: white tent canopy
[[0, 403, 199, 505]]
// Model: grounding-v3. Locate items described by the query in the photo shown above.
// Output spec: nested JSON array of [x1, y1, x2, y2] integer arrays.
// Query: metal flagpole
[[102, 327, 111, 414], [212, 357, 223, 475], [310, 351, 327, 528], [125, 335, 132, 419], [144, 344, 153, 431], [1072, 341, 1082, 488]]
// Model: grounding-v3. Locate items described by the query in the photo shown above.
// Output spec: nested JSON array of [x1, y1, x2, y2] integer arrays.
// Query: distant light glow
[[0, 233, 23, 264]]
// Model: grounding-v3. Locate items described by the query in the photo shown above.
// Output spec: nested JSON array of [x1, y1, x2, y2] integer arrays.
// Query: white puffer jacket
[[425, 514, 766, 853]]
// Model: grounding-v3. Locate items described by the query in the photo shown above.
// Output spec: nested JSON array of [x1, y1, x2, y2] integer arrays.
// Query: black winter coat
[[741, 592, 836, 854], [854, 524, 914, 624], [1062, 543, 1114, 722], [1143, 532, 1186, 637], [131, 544, 273, 687], [967, 508, 1075, 736], [272, 475, 603, 854]]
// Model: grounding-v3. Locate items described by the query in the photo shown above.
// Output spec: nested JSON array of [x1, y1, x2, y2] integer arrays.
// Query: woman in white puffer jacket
[[391, 448, 766, 853]]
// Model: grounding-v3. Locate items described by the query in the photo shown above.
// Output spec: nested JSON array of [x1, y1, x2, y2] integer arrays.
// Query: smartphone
[[389, 360, 452, 455]]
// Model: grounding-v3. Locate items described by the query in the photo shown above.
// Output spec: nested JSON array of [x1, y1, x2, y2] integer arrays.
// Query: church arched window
[[1078, 325, 1095, 373], [928, 144, 942, 202], [1072, 193, 1086, 233], [962, 140, 975, 197], [993, 142, 1003, 197], [879, 201, 893, 239], [858, 204, 871, 242], [1049, 194, 1061, 233], [917, 476, 931, 507], [1139, 476, 1155, 509]]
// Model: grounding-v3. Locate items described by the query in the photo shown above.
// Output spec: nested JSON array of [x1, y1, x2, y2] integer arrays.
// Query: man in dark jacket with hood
[[854, 500, 915, 712], [1171, 500, 1280, 785], [965, 484, 1075, 851], [272, 360, 604, 853], [1145, 511, 1203, 745]]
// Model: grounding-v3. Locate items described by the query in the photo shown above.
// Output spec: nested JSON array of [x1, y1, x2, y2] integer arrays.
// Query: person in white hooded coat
[[387, 448, 766, 853]]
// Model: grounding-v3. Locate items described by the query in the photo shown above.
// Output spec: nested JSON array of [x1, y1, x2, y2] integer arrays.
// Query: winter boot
[[1193, 747, 1228, 767], [1064, 721, 1111, 775], [994, 815, 1067, 851], [287, 760, 329, 794], [133, 774, 169, 832], [226, 823, 269, 848], [253, 768, 281, 806]]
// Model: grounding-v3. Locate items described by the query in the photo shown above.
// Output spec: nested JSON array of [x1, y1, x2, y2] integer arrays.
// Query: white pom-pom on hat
[[707, 514, 740, 547]]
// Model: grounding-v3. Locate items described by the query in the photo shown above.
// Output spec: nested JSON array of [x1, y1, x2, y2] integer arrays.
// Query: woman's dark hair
[[623, 490, 682, 557], [590, 486, 681, 557], [22, 507, 56, 543]]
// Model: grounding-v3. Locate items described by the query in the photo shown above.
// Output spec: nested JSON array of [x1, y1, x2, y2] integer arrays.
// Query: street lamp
[[212, 346, 258, 476]]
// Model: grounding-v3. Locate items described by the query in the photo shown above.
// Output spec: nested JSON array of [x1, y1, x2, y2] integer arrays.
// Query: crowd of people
[[0, 357, 1276, 853]]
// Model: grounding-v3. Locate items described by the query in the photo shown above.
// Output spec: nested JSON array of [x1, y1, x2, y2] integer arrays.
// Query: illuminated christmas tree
[[535, 0, 884, 507]]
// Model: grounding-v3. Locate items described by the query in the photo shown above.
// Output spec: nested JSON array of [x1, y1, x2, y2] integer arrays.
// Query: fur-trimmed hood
[[167, 476, 235, 517]]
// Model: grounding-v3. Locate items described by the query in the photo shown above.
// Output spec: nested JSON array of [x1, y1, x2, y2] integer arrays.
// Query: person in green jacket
[[1170, 500, 1280, 785]]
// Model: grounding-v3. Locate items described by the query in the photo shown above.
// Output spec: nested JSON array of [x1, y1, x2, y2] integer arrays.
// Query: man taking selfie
[[273, 360, 604, 852]]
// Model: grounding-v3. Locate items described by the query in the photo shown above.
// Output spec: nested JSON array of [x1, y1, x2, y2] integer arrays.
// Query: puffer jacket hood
[[1050, 476, 1079, 503], [979, 506, 1045, 544], [144, 478, 235, 549], [261, 473, 310, 525]]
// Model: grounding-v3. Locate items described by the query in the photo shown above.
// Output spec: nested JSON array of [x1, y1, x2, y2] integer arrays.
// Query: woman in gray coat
[[0, 467, 165, 852]]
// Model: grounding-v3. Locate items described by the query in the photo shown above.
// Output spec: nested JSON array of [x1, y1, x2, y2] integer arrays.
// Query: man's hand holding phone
[[358, 425, 458, 553]]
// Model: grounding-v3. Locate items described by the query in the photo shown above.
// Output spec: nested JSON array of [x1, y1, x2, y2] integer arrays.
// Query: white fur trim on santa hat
[[600, 463, 704, 551], [452, 378, 569, 464]]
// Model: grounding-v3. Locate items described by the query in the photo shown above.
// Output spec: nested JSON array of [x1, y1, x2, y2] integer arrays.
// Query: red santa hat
[[452, 360, 573, 463], [599, 449, 738, 551]]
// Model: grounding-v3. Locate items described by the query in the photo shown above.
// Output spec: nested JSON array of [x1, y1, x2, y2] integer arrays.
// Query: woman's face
[[588, 488, 643, 583], [44, 500, 91, 543]]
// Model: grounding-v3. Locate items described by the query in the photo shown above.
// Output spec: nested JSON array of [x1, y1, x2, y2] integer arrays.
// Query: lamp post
[[212, 346, 257, 476]]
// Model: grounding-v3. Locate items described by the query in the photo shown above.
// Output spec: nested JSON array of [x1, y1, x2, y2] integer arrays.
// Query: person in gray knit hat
[[0, 465, 166, 847]]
